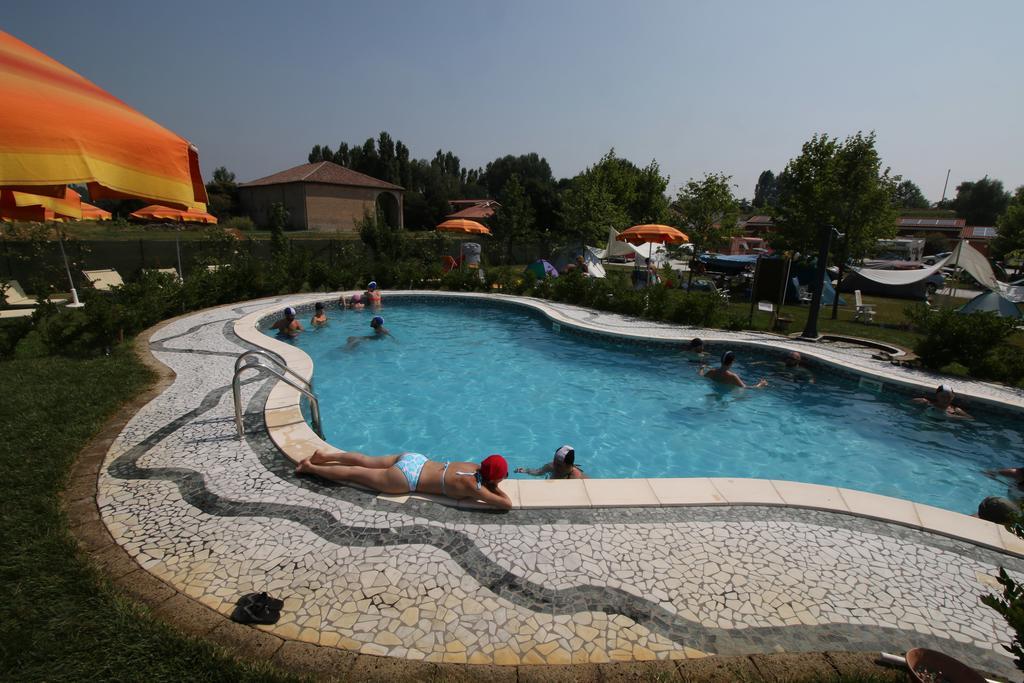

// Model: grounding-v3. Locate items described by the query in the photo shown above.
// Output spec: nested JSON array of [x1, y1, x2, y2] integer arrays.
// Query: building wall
[[238, 184, 307, 230], [304, 184, 376, 232], [241, 183, 404, 232], [304, 185, 404, 232]]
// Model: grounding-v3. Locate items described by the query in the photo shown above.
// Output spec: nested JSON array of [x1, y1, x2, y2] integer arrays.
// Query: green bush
[[222, 216, 255, 231], [0, 317, 32, 359], [977, 345, 1024, 388], [667, 291, 727, 327], [907, 305, 1018, 373]]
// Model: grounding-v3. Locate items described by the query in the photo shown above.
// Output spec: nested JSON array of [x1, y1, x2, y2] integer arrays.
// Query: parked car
[[923, 252, 952, 266]]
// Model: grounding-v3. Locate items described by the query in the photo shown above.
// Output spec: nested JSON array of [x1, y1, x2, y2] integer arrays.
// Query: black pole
[[801, 224, 836, 339]]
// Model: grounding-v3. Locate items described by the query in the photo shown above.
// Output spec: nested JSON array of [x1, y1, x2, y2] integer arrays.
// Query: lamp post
[[800, 224, 840, 339], [57, 227, 84, 308]]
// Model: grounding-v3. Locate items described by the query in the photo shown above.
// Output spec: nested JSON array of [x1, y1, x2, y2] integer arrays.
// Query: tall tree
[[953, 176, 1011, 225], [774, 132, 898, 318], [559, 149, 669, 242], [752, 170, 779, 209], [675, 172, 739, 287], [992, 186, 1024, 261], [482, 153, 561, 230], [560, 172, 630, 245], [491, 174, 536, 263], [204, 166, 239, 218], [892, 179, 930, 209]]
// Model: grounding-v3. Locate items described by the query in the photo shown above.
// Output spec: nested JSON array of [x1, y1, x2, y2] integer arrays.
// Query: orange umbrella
[[0, 187, 82, 220], [80, 202, 111, 221], [0, 30, 207, 209], [436, 219, 492, 235], [130, 204, 218, 224], [616, 224, 689, 245]]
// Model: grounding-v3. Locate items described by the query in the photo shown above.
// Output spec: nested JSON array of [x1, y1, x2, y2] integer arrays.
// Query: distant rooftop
[[446, 199, 499, 220], [240, 161, 403, 191], [963, 226, 997, 239], [896, 217, 965, 229]]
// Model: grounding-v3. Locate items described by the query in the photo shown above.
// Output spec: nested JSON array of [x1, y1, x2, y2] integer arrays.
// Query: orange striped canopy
[[80, 202, 111, 221], [0, 186, 82, 220], [130, 204, 218, 224], [436, 219, 491, 235], [616, 224, 689, 245], [0, 30, 207, 209]]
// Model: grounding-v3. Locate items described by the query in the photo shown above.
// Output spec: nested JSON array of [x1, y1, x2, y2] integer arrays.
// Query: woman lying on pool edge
[[295, 449, 512, 510]]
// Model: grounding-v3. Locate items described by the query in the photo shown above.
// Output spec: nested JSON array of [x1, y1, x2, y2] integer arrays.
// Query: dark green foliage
[[982, 569, 1024, 670], [976, 344, 1024, 389], [204, 166, 239, 219], [993, 192, 1024, 260], [773, 132, 898, 258], [482, 153, 561, 230], [492, 174, 536, 263], [892, 179, 930, 209], [222, 215, 255, 231], [0, 316, 32, 358], [752, 170, 779, 209], [953, 176, 1011, 226], [358, 212, 406, 261], [268, 202, 289, 251], [907, 305, 1021, 385]]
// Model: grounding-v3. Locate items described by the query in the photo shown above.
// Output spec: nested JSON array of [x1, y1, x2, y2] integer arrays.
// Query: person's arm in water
[[911, 397, 931, 405], [946, 405, 973, 420], [515, 463, 553, 477], [570, 466, 588, 479], [733, 372, 767, 389]]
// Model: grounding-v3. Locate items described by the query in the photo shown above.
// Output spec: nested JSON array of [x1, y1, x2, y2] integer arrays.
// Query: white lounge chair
[[82, 269, 124, 292], [0, 308, 34, 319], [2, 279, 68, 307], [853, 290, 876, 323], [145, 267, 181, 281]]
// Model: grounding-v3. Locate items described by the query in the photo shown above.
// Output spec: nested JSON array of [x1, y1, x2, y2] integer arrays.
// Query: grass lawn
[[726, 293, 931, 350], [0, 349, 297, 682]]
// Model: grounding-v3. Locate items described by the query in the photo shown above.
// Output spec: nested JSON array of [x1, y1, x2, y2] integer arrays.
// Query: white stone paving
[[95, 294, 1024, 674]]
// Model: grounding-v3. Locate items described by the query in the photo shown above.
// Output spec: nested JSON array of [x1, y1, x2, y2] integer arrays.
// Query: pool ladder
[[232, 350, 324, 439]]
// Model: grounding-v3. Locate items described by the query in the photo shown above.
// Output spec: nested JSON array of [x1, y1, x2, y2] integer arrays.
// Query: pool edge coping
[[232, 290, 1024, 560]]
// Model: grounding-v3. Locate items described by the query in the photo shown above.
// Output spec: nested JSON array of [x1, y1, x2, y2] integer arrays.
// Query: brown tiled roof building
[[239, 161, 404, 232]]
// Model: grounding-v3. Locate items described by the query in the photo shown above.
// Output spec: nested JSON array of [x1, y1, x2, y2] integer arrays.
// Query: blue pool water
[[265, 299, 1024, 514]]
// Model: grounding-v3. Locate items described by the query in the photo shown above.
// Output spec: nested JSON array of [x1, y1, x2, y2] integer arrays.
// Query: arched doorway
[[375, 192, 400, 229]]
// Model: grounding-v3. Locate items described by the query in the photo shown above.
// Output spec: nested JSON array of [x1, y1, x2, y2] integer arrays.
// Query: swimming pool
[[264, 298, 1024, 515]]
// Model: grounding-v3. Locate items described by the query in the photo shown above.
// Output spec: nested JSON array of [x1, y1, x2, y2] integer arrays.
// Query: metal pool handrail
[[232, 352, 323, 439]]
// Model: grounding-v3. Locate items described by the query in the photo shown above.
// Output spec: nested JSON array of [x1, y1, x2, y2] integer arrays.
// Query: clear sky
[[5, 0, 1022, 202]]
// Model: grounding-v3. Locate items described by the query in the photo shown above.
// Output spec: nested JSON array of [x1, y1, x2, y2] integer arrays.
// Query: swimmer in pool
[[700, 350, 767, 389], [270, 306, 303, 338], [311, 302, 328, 327], [346, 315, 394, 349], [684, 337, 709, 363], [515, 444, 588, 479], [296, 449, 512, 509], [365, 281, 382, 306], [911, 384, 972, 419]]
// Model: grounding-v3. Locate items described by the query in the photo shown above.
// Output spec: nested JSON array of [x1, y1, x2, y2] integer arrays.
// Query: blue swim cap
[[721, 351, 735, 365], [371, 316, 384, 327], [368, 281, 378, 290]]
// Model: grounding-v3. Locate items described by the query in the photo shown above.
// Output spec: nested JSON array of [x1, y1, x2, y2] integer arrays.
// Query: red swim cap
[[480, 454, 508, 482]]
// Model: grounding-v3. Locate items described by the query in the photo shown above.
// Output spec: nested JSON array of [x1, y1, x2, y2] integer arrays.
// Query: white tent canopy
[[593, 227, 668, 264], [848, 259, 948, 286], [847, 241, 1023, 303]]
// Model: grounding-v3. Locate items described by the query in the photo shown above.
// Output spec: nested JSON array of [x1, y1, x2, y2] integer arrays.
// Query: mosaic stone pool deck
[[95, 292, 1024, 678]]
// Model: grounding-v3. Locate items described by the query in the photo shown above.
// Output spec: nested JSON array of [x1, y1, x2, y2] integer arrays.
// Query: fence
[[0, 236, 557, 291]]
